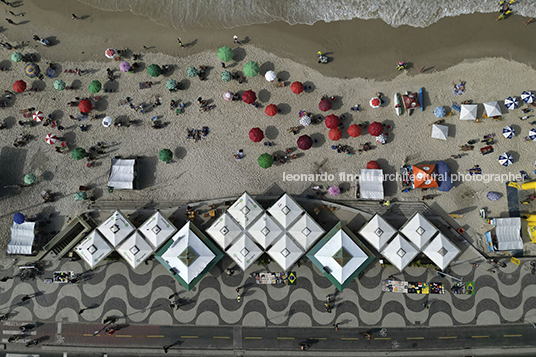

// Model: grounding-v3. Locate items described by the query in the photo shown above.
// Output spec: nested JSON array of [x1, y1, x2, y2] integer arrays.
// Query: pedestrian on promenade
[[226, 268, 234, 276], [236, 287, 240, 293], [237, 294, 241, 303], [169, 302, 176, 309], [0, 276, 12, 282], [333, 323, 339, 331], [221, 62, 226, 68], [78, 308, 86, 315], [21, 294, 31, 302], [103, 316, 117, 324], [423, 302, 430, 309], [169, 293, 176, 300], [163, 345, 171, 353], [175, 301, 181, 311]]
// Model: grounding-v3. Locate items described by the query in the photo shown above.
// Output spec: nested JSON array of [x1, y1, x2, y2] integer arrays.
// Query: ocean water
[[77, 0, 536, 29]]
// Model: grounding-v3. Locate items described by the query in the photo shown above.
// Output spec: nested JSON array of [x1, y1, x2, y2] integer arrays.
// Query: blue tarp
[[436, 161, 453, 192]]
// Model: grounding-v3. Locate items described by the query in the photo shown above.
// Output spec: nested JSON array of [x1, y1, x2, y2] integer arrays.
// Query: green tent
[[258, 153, 273, 169], [23, 173, 36, 185], [221, 71, 232, 82], [166, 79, 177, 90], [89, 80, 101, 93], [217, 46, 234, 62], [11, 52, 22, 63], [244, 61, 260, 77], [72, 147, 87, 160], [159, 149, 173, 162], [74, 191, 87, 201], [187, 66, 198, 78], [147, 64, 162, 77], [54, 79, 66, 91]]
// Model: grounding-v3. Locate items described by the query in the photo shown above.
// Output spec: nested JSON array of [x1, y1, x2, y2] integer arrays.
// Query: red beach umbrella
[[325, 114, 340, 129], [33, 111, 44, 122], [265, 104, 278, 116], [79, 99, 93, 113], [368, 121, 383, 136], [45, 133, 57, 145], [242, 90, 257, 104], [249, 127, 264, 142], [329, 128, 342, 141], [13, 80, 26, 93], [348, 124, 362, 137], [291, 81, 304, 94], [297, 135, 313, 150], [319, 98, 332, 112], [367, 161, 380, 169]]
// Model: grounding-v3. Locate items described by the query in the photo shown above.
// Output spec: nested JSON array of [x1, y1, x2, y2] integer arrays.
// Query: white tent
[[97, 210, 135, 247], [205, 212, 243, 250], [484, 101, 501, 117], [247, 213, 282, 249], [116, 231, 154, 269], [399, 212, 438, 249], [108, 158, 136, 190], [287, 213, 325, 251], [460, 104, 478, 120], [358, 214, 396, 252], [7, 221, 35, 255], [75, 229, 114, 268], [138, 211, 177, 250], [431, 124, 448, 140], [381, 233, 419, 271], [421, 233, 460, 270], [359, 169, 384, 200], [314, 228, 371, 285], [494, 217, 522, 250], [226, 234, 262, 271], [267, 234, 304, 271], [161, 222, 216, 284], [267, 193, 304, 229], [227, 192, 264, 229]]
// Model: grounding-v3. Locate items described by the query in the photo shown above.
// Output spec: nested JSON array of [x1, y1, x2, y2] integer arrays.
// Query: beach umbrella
[[243, 61, 260, 77], [487, 191, 501, 201], [502, 126, 515, 139], [329, 128, 342, 141], [325, 114, 340, 129], [434, 106, 446, 118], [54, 79, 66, 91], [529, 128, 536, 141], [120, 61, 131, 72], [431, 124, 448, 140], [265, 104, 278, 116], [166, 79, 177, 90], [522, 91, 535, 104], [187, 66, 198, 78], [348, 124, 362, 137], [297, 135, 313, 150], [242, 90, 257, 104], [13, 80, 26, 93], [498, 152, 513, 167], [291, 81, 304, 94], [11, 52, 22, 62], [300, 115, 311, 127], [79, 99, 93, 113], [223, 91, 233, 102], [368, 121, 383, 136], [147, 64, 162, 77], [13, 212, 24, 224], [221, 70, 232, 82], [369, 97, 381, 108], [74, 191, 88, 201], [33, 111, 44, 122], [105, 48, 117, 59], [367, 161, 380, 169], [264, 70, 276, 82], [89, 80, 102, 93], [376, 133, 387, 145], [24, 173, 36, 185], [46, 67, 56, 78], [218, 46, 234, 62], [72, 147, 87, 160], [504, 96, 519, 110], [159, 149, 173, 162], [258, 153, 273, 169], [102, 116, 112, 127], [319, 98, 332, 112], [249, 127, 264, 142], [24, 63, 40, 78], [328, 185, 341, 197], [45, 133, 57, 145]]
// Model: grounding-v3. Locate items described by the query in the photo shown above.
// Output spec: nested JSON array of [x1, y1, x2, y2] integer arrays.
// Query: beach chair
[[204, 210, 217, 218], [139, 82, 151, 90], [118, 99, 131, 106]]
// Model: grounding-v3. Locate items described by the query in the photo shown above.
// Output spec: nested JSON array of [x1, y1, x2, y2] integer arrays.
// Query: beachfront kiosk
[[108, 158, 138, 190], [115, 231, 154, 269], [138, 211, 177, 250], [75, 230, 114, 269]]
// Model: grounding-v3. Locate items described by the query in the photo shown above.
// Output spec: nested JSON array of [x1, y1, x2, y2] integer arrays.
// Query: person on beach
[[525, 18, 535, 25], [71, 13, 79, 20], [233, 35, 240, 44], [177, 38, 184, 47], [5, 18, 15, 25]]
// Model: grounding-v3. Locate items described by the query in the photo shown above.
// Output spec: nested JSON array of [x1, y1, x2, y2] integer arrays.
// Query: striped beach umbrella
[[376, 134, 387, 145], [45, 133, 57, 145], [369, 97, 381, 108], [24, 63, 40, 78], [504, 96, 519, 110], [33, 111, 44, 122], [529, 129, 536, 141], [223, 91, 233, 102], [105, 48, 117, 59], [522, 91, 535, 104], [221, 70, 232, 82], [502, 126, 515, 139], [498, 152, 513, 167], [166, 79, 177, 90]]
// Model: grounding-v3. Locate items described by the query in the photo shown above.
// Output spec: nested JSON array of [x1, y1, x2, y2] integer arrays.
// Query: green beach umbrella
[[159, 149, 173, 162], [23, 173, 36, 185], [11, 52, 22, 62], [258, 153, 273, 169], [72, 147, 87, 160], [89, 80, 102, 93], [147, 64, 162, 77], [217, 46, 234, 62], [244, 61, 260, 77], [74, 191, 87, 201], [187, 66, 198, 78], [54, 79, 66, 91], [166, 79, 177, 90], [221, 70, 232, 82]]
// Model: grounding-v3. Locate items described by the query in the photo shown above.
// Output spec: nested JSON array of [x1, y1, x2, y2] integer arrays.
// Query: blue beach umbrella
[[13, 212, 25, 224], [522, 91, 535, 104], [498, 152, 513, 167], [504, 96, 519, 110], [487, 191, 501, 201], [502, 126, 515, 139], [529, 129, 536, 141], [434, 106, 446, 118]]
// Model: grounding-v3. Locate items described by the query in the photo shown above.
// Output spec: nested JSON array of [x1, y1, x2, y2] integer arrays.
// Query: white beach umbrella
[[431, 124, 448, 140], [459, 104, 478, 120], [300, 115, 311, 127], [529, 129, 536, 141], [376, 133, 386, 144], [483, 101, 501, 117], [223, 91, 233, 102], [369, 97, 381, 108], [264, 70, 277, 82], [102, 116, 112, 128], [522, 91, 535, 104], [498, 152, 513, 166], [502, 126, 515, 139], [504, 96, 519, 110], [33, 111, 44, 122], [45, 133, 57, 145]]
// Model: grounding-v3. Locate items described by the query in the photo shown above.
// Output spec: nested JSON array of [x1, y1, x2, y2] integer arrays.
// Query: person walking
[[177, 38, 184, 47], [71, 13, 79, 20], [21, 294, 31, 302], [0, 276, 12, 282], [169, 302, 176, 309], [78, 308, 86, 315], [233, 35, 240, 44], [235, 287, 240, 293], [333, 323, 339, 331], [163, 345, 171, 353], [237, 294, 241, 303]]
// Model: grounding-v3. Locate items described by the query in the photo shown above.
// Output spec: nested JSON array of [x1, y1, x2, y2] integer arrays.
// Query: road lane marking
[[213, 336, 230, 339], [83, 334, 94, 336], [115, 335, 131, 337], [407, 337, 424, 340], [504, 334, 522, 337], [181, 336, 198, 338], [439, 336, 457, 339], [341, 338, 359, 340], [245, 337, 262, 339], [147, 335, 164, 338], [472, 335, 489, 338], [312, 337, 327, 340], [277, 337, 295, 340], [374, 337, 391, 340]]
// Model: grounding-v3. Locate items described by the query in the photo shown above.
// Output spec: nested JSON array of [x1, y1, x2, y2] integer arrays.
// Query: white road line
[[57, 322, 62, 334], [3, 330, 36, 335]]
